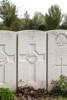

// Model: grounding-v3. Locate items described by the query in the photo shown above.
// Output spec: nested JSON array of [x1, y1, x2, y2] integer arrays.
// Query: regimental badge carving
[[56, 33, 67, 46]]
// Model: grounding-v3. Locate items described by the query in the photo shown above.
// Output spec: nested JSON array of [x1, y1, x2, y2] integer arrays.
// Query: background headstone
[[18, 30, 46, 89], [0, 31, 16, 91], [48, 30, 67, 90]]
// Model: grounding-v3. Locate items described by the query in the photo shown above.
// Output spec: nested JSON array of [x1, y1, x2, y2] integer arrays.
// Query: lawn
[[14, 97, 67, 100], [44, 98, 67, 100]]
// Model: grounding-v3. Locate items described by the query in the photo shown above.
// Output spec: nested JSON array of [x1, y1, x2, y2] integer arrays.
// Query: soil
[[14, 86, 48, 100], [14, 86, 63, 100]]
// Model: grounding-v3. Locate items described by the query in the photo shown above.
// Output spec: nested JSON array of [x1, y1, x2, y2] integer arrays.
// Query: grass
[[15, 97, 67, 100], [34, 98, 67, 100], [44, 98, 67, 100]]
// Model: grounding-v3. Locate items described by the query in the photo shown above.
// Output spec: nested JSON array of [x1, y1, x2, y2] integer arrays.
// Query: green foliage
[[0, 0, 17, 27], [43, 98, 67, 100], [0, 22, 9, 30], [0, 2, 64, 31], [19, 11, 33, 30], [45, 5, 62, 30], [60, 25, 67, 30], [32, 12, 45, 30], [60, 15, 67, 29], [0, 88, 14, 100], [23, 11, 30, 29], [50, 75, 67, 97], [10, 18, 22, 31]]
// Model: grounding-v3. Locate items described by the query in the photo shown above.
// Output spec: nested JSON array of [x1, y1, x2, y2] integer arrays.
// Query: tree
[[32, 12, 45, 30], [10, 18, 22, 31], [60, 15, 67, 29], [0, 0, 17, 27], [45, 5, 62, 30], [23, 11, 30, 29]]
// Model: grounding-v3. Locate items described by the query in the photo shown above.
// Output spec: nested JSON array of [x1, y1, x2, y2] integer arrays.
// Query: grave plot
[[48, 30, 67, 90], [18, 30, 46, 89], [0, 31, 16, 91]]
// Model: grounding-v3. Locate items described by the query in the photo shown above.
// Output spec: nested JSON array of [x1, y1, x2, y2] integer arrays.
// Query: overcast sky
[[1, 0, 67, 18]]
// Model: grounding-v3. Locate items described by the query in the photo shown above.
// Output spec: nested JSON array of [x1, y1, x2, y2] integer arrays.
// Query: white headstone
[[18, 30, 46, 89], [0, 31, 16, 91], [0, 30, 67, 91], [48, 30, 67, 89]]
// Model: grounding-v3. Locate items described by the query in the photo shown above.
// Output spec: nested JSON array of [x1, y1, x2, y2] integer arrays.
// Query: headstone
[[18, 30, 46, 89], [0, 30, 67, 91], [0, 31, 16, 91], [48, 30, 67, 89]]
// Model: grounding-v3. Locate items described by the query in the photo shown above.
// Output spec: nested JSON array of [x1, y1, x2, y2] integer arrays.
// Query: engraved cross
[[0, 44, 15, 84], [56, 57, 67, 75], [20, 43, 45, 81]]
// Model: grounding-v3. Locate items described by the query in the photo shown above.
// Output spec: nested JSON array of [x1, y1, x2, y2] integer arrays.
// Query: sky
[[0, 0, 67, 18]]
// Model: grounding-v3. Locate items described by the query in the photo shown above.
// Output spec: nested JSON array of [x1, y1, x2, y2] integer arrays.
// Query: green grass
[[15, 96, 67, 100], [45, 98, 67, 100], [35, 98, 67, 100]]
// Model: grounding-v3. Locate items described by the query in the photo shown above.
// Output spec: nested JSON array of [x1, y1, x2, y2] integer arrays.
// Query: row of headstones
[[0, 30, 67, 91]]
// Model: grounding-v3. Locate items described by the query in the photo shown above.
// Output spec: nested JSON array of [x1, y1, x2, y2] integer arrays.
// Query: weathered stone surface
[[0, 31, 16, 91], [48, 30, 67, 89], [18, 30, 46, 89], [0, 30, 67, 90]]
